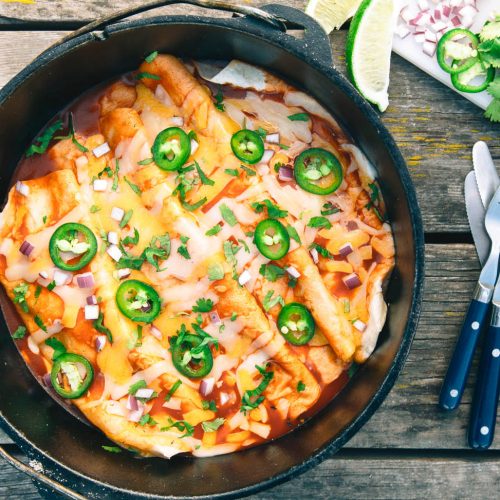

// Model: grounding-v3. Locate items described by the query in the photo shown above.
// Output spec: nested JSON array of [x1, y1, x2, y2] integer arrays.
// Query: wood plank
[[0, 30, 497, 233], [2, 244, 497, 449], [1, 446, 499, 499]]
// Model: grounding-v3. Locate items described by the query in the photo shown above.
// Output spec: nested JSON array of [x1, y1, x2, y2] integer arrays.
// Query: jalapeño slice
[[294, 148, 343, 195], [450, 61, 495, 93], [49, 222, 97, 271], [436, 28, 479, 75], [152, 127, 191, 171], [277, 303, 315, 346], [50, 352, 94, 399], [231, 129, 265, 164], [115, 279, 161, 323], [254, 218, 290, 260], [171, 333, 213, 378]]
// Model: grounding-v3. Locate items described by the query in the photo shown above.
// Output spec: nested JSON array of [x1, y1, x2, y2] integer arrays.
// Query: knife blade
[[473, 141, 499, 209], [465, 171, 489, 266]]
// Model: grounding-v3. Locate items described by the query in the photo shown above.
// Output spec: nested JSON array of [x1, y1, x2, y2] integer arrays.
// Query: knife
[[473, 141, 499, 210], [439, 181, 500, 411], [465, 172, 489, 266]]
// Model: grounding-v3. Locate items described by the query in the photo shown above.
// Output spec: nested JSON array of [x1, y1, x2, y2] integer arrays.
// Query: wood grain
[[0, 29, 497, 234], [1, 244, 497, 450], [1, 446, 499, 499]]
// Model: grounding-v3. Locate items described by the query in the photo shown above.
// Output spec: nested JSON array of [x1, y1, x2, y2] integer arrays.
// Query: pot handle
[[0, 444, 85, 500], [58, 0, 287, 43]]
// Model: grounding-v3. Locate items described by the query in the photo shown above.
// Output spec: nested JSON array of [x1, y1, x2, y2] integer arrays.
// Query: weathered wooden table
[[0, 0, 499, 498]]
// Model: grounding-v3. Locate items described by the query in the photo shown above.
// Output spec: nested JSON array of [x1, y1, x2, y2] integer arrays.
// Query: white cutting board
[[392, 0, 497, 110]]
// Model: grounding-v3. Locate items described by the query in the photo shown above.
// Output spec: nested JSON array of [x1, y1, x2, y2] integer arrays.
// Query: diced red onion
[[414, 33, 426, 43], [219, 392, 230, 406], [417, 0, 429, 11], [107, 244, 122, 262], [423, 41, 437, 57], [163, 397, 181, 410], [309, 247, 319, 264], [286, 266, 301, 279], [339, 243, 354, 257], [395, 25, 411, 38], [92, 179, 108, 192], [15, 181, 29, 196], [442, 4, 451, 16], [128, 409, 144, 423], [87, 294, 97, 305], [190, 139, 199, 155], [400, 6, 415, 23], [260, 149, 274, 165], [150, 324, 162, 340], [353, 319, 367, 332], [126, 394, 139, 411], [433, 20, 447, 31], [95, 335, 107, 352], [200, 377, 215, 396], [265, 133, 280, 144], [170, 116, 184, 127], [209, 310, 221, 325], [27, 336, 39, 355], [346, 221, 358, 231], [76, 272, 95, 289], [238, 270, 252, 286], [19, 240, 34, 257], [135, 388, 155, 399], [117, 268, 131, 280], [84, 304, 99, 320], [92, 142, 110, 158], [111, 207, 124, 222], [343, 272, 361, 290], [53, 269, 72, 286], [39, 270, 49, 279], [107, 231, 119, 245], [425, 29, 437, 42], [278, 165, 294, 182], [451, 15, 461, 26], [75, 156, 88, 169]]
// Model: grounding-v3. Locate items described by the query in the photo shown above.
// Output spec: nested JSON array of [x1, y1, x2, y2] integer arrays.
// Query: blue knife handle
[[468, 320, 500, 449], [439, 298, 489, 410]]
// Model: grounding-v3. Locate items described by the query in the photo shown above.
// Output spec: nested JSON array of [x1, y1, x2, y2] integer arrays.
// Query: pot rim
[[0, 10, 425, 499]]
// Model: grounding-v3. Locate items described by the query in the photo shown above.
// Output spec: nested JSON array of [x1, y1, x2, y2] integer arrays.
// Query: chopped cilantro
[[201, 418, 225, 432], [136, 72, 161, 80], [160, 418, 194, 437], [177, 243, 191, 260], [47, 280, 56, 291], [120, 209, 133, 229], [286, 225, 301, 244], [321, 202, 339, 216], [55, 113, 88, 153], [34, 314, 47, 332], [259, 263, 286, 282], [128, 379, 147, 395], [102, 445, 122, 453], [231, 312, 237, 321], [139, 414, 157, 426], [251, 199, 288, 218], [202, 400, 218, 412], [12, 325, 27, 339], [42, 215, 48, 224], [13, 282, 29, 313], [145, 50, 158, 63], [93, 312, 113, 343], [205, 224, 222, 236], [26, 120, 63, 157], [307, 216, 332, 229], [195, 161, 215, 186], [224, 168, 239, 177], [90, 205, 101, 213], [112, 160, 120, 191], [192, 298, 214, 313], [45, 337, 66, 360], [165, 380, 182, 401], [240, 164, 256, 176], [34, 285, 42, 301], [287, 112, 309, 121], [262, 290, 285, 311], [240, 364, 274, 414], [122, 228, 140, 246], [137, 157, 154, 165], [124, 176, 142, 195], [214, 88, 225, 112], [297, 381, 306, 392], [220, 203, 238, 226], [309, 242, 334, 259], [181, 197, 207, 212], [207, 262, 225, 281]]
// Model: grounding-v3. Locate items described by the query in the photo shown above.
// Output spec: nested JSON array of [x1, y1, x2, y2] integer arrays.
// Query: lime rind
[[346, 0, 396, 112], [306, 0, 363, 33]]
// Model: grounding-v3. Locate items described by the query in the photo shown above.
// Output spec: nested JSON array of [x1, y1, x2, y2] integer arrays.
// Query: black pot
[[0, 2, 424, 498]]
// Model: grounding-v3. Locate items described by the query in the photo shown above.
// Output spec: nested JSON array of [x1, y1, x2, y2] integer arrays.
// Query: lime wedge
[[346, 0, 396, 112], [305, 0, 363, 33]]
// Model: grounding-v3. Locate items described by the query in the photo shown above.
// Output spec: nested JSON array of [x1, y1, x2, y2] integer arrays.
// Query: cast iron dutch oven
[[0, 1, 424, 497]]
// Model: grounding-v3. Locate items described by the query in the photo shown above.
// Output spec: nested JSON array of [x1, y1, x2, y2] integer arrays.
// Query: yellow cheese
[[183, 409, 215, 426], [202, 431, 217, 447]]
